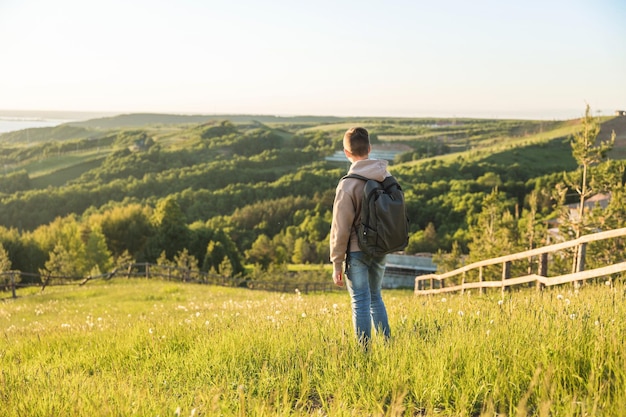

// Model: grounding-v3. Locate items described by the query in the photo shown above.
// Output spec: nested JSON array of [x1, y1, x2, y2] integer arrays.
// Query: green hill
[[0, 112, 623, 275]]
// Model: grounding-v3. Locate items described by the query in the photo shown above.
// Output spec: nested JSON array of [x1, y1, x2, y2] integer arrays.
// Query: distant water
[[0, 118, 69, 134]]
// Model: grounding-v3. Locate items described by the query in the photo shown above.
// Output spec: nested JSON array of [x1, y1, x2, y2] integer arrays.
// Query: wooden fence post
[[575, 243, 587, 287], [10, 271, 17, 299], [501, 261, 511, 297], [478, 266, 484, 295], [537, 253, 548, 291]]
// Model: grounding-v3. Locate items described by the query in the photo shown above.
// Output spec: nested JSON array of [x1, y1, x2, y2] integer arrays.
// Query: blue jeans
[[345, 251, 390, 346]]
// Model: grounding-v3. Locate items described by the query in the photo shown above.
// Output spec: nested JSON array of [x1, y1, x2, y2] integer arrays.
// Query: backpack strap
[[340, 174, 368, 255], [341, 173, 368, 182], [343, 174, 401, 191]]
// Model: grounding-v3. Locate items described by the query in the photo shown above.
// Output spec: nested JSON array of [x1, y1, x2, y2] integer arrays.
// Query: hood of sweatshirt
[[346, 158, 390, 182]]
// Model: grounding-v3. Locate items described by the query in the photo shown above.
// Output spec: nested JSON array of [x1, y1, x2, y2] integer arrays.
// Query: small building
[[565, 193, 611, 222], [546, 193, 612, 242], [383, 253, 437, 289], [615, 110, 626, 116]]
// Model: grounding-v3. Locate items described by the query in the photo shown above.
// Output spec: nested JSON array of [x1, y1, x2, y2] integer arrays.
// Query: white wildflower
[[441, 298, 447, 303], [557, 294, 564, 300], [301, 312, 307, 318], [498, 300, 504, 305]]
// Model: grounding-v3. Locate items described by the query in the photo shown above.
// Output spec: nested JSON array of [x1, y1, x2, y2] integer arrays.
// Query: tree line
[[0, 108, 624, 285]]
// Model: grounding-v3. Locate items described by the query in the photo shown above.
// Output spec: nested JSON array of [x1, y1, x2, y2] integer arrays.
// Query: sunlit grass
[[1, 279, 625, 416], [21, 148, 111, 178]]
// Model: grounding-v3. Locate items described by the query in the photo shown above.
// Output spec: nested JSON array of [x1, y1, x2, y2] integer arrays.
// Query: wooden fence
[[1, 262, 341, 299], [415, 227, 626, 296]]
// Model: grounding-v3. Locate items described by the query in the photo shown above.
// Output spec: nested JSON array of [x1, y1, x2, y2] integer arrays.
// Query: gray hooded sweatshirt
[[329, 158, 391, 272]]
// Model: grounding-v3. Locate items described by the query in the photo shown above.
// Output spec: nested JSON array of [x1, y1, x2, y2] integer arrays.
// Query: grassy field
[[2, 279, 625, 416]]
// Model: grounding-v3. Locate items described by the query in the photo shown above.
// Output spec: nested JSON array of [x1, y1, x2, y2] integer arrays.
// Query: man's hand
[[333, 270, 344, 287]]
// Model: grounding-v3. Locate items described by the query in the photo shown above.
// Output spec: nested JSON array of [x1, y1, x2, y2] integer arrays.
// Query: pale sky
[[1, 0, 625, 120]]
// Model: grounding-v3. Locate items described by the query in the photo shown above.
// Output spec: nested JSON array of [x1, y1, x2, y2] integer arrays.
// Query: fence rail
[[1, 262, 341, 298], [415, 227, 626, 296]]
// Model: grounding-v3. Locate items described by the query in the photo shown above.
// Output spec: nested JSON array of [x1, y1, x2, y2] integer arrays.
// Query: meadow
[[2, 279, 625, 416]]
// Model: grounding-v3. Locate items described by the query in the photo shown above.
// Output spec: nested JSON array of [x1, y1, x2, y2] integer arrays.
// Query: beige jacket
[[329, 158, 391, 273]]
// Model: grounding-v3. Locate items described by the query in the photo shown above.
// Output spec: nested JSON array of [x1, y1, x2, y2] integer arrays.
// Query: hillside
[[600, 115, 626, 159], [0, 112, 624, 276]]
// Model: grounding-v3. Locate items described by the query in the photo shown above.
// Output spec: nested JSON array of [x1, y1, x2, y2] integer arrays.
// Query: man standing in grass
[[330, 127, 391, 347]]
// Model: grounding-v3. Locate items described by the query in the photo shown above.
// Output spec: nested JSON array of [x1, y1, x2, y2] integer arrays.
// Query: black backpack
[[342, 174, 409, 257]]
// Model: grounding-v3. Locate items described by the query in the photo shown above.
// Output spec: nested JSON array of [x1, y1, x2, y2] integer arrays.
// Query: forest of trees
[[0, 108, 624, 285]]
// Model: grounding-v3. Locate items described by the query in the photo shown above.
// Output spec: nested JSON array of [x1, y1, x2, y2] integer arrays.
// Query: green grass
[[21, 149, 111, 178], [30, 156, 108, 188], [2, 279, 625, 416], [405, 122, 581, 168]]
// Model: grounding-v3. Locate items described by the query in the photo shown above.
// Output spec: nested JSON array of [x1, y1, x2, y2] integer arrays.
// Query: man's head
[[343, 127, 370, 159]]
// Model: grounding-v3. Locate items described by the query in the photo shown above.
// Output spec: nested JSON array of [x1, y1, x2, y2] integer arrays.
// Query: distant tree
[[467, 189, 518, 267], [406, 222, 439, 254], [93, 204, 153, 260], [433, 241, 464, 277], [585, 162, 626, 270], [0, 170, 31, 194], [147, 197, 190, 261], [476, 172, 503, 189], [114, 250, 135, 270], [564, 104, 615, 239], [82, 225, 113, 276], [40, 243, 76, 277], [291, 238, 317, 264], [31, 215, 111, 277], [298, 211, 330, 243], [204, 240, 226, 273], [0, 243, 11, 272], [516, 190, 550, 275], [245, 234, 274, 271], [198, 120, 237, 140], [173, 249, 199, 281]]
